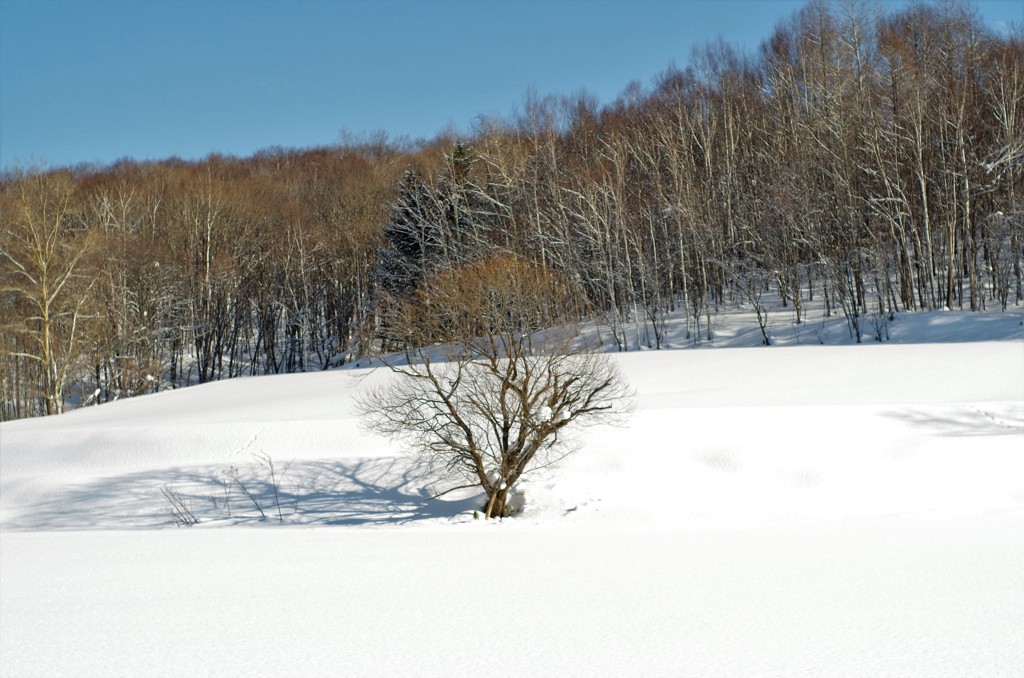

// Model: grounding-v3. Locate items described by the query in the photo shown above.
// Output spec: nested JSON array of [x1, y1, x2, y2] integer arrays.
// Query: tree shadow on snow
[[882, 404, 1024, 437], [3, 457, 483, 531]]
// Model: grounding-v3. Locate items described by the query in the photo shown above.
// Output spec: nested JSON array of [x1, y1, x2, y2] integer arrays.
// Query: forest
[[2, 0, 1021, 420]]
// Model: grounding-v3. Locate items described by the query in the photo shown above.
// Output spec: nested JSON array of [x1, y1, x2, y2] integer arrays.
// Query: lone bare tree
[[360, 256, 632, 518]]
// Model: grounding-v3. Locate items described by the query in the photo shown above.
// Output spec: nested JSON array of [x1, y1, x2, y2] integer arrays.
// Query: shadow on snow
[[5, 457, 483, 531], [882, 404, 1024, 437]]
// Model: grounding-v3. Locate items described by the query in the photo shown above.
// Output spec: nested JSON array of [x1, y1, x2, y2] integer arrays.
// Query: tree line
[[2, 0, 1021, 420]]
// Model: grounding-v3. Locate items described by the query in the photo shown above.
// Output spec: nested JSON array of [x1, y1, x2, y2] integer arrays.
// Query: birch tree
[[0, 171, 98, 415]]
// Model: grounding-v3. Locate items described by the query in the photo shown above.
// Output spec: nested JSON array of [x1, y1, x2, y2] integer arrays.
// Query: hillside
[[1, 308, 1022, 677]]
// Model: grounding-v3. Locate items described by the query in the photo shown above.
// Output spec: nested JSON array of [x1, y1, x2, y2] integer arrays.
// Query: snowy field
[[1, 307, 1023, 677]]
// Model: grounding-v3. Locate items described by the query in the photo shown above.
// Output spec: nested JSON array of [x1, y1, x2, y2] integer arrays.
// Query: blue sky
[[1, 0, 1021, 170]]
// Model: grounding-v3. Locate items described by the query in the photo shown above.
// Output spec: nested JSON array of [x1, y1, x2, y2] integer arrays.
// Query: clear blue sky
[[1, 0, 1021, 170]]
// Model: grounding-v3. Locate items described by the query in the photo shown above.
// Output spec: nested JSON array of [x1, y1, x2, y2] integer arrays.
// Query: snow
[[1, 306, 1023, 677]]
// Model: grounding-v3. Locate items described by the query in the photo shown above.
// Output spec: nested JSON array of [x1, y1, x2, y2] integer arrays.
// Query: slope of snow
[[1, 308, 1022, 677]]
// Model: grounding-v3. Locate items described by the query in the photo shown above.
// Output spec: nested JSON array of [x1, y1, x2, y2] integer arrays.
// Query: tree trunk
[[485, 487, 510, 519]]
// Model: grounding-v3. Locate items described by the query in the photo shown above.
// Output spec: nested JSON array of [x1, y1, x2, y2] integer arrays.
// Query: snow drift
[[1, 309, 1022, 677]]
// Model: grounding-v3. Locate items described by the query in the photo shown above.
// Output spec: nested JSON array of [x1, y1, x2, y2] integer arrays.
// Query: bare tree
[[728, 256, 774, 345], [360, 256, 633, 519], [0, 171, 98, 416]]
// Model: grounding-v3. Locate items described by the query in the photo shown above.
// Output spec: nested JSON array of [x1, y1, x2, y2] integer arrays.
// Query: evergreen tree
[[375, 143, 507, 302]]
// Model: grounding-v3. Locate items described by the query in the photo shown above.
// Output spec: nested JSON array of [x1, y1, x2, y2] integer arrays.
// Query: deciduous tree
[[360, 256, 633, 518]]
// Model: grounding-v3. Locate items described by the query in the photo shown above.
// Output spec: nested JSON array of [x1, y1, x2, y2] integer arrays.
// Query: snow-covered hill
[[1, 308, 1022, 677]]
